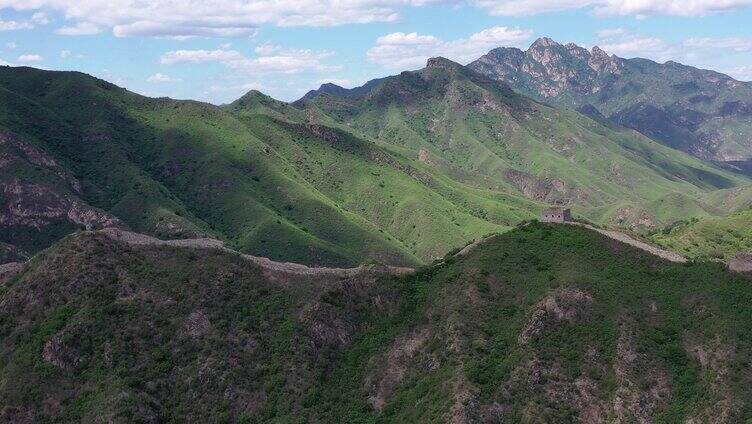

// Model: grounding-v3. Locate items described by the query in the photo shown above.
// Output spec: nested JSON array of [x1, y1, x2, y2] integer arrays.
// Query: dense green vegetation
[[651, 208, 752, 260], [1, 223, 750, 422]]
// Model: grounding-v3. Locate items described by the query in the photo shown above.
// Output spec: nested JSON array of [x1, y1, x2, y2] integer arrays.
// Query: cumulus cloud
[[160, 49, 245, 65], [161, 46, 339, 74], [18, 54, 42, 62], [724, 65, 752, 81], [368, 26, 533, 69], [470, 0, 752, 16], [113, 21, 258, 38], [147, 73, 180, 83], [598, 36, 675, 58], [0, 0, 432, 38], [593, 0, 752, 17], [684, 37, 752, 52], [0, 1, 749, 39], [376, 32, 439, 45], [0, 10, 48, 31], [56, 21, 100, 35], [596, 27, 626, 39]]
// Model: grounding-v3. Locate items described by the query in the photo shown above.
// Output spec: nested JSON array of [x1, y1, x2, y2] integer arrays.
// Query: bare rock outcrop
[[0, 130, 126, 243], [728, 252, 752, 273], [365, 327, 432, 411], [0, 262, 23, 284], [518, 288, 592, 344]]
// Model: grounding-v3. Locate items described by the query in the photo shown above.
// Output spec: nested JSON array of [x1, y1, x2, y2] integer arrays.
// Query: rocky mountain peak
[[590, 45, 608, 58], [530, 37, 560, 49], [425, 56, 463, 71]]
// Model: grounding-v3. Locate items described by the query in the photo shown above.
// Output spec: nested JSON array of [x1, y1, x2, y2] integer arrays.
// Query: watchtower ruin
[[542, 207, 571, 223]]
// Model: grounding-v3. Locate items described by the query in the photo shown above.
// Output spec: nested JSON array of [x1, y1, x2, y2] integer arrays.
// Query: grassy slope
[[1, 224, 751, 422], [650, 208, 752, 260], [0, 67, 423, 266], [298, 60, 751, 231], [1, 65, 748, 265]]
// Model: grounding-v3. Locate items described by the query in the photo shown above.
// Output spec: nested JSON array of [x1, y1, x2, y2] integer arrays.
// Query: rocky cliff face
[[469, 38, 752, 161], [0, 130, 125, 252]]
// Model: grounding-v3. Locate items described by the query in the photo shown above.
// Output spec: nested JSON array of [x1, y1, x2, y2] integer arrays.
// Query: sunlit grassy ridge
[[651, 208, 752, 260], [298, 58, 751, 232], [0, 63, 749, 266]]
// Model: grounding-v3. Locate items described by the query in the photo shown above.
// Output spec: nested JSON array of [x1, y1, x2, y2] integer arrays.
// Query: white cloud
[[598, 37, 674, 58], [376, 32, 439, 45], [254, 43, 280, 55], [593, 0, 752, 17], [684, 37, 752, 52], [160, 47, 339, 74], [147, 73, 180, 83], [0, 58, 13, 66], [0, 0, 749, 40], [160, 49, 244, 65], [470, 0, 752, 16], [113, 21, 258, 38], [597, 27, 626, 39], [0, 10, 49, 31], [0, 1, 747, 40], [0, 19, 34, 31], [18, 54, 42, 62], [724, 65, 752, 81], [56, 21, 100, 35], [472, 0, 592, 16], [31, 12, 49, 24], [368, 26, 534, 69], [60, 50, 71, 58], [0, 0, 433, 38], [5, 42, 16, 50]]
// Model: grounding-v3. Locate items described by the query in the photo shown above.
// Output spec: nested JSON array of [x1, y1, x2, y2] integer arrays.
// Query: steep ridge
[[0, 66, 443, 266], [1, 222, 750, 422], [468, 37, 752, 161], [99, 227, 415, 277], [296, 57, 751, 230], [1, 64, 749, 267]]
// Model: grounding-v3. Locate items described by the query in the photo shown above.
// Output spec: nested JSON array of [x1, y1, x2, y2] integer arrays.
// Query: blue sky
[[0, 0, 750, 103]]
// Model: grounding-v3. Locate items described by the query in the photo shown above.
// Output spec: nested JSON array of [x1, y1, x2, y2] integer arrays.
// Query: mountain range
[[1, 37, 752, 423], [2, 46, 752, 267], [468, 37, 752, 163]]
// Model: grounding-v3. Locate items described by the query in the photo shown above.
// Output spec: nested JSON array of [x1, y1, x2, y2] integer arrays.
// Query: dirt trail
[[99, 228, 415, 277], [571, 223, 686, 263]]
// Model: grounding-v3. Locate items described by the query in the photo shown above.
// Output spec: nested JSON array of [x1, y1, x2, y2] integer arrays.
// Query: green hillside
[[297, 57, 751, 231], [651, 208, 752, 260], [0, 64, 749, 267], [1, 223, 751, 422], [0, 66, 517, 266]]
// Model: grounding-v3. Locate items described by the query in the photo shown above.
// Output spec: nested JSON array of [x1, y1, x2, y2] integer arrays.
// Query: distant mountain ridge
[[299, 77, 388, 102], [1, 60, 750, 268], [468, 37, 752, 162], [295, 56, 751, 232]]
